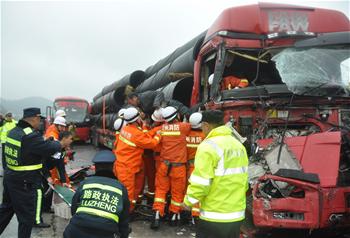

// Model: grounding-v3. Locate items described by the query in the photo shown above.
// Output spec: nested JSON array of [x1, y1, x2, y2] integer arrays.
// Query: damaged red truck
[[189, 3, 350, 236], [90, 3, 350, 236]]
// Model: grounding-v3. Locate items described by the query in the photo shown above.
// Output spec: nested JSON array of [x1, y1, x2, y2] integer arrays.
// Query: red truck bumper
[[253, 175, 350, 229]]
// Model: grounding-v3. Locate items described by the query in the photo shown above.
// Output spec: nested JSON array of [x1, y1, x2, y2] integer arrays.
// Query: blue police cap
[[92, 150, 116, 164], [23, 107, 45, 119]]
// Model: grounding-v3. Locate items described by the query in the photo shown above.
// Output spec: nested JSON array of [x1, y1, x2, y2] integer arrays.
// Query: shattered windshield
[[272, 47, 350, 96]]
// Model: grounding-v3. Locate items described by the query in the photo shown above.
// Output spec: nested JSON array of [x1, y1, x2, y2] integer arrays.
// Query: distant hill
[[0, 97, 52, 119]]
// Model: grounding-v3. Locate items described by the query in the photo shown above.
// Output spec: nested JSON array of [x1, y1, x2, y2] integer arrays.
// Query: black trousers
[[196, 219, 242, 238], [0, 176, 42, 238], [64, 223, 118, 238], [42, 176, 53, 213]]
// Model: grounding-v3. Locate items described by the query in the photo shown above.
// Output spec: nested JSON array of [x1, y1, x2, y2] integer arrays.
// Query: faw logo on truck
[[268, 11, 309, 32]]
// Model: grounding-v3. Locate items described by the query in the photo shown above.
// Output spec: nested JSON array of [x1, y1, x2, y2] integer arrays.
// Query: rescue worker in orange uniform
[[44, 116, 71, 186], [114, 107, 161, 212], [149, 109, 165, 170], [112, 117, 127, 176], [151, 106, 191, 229], [186, 112, 206, 220], [143, 109, 164, 203], [221, 76, 249, 90]]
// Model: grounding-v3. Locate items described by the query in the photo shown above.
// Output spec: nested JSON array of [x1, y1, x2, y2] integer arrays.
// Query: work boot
[[33, 222, 51, 228], [150, 211, 161, 230], [169, 213, 180, 226]]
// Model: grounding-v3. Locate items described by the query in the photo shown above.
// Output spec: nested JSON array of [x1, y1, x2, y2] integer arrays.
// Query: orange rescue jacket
[[160, 122, 191, 163], [116, 124, 160, 172], [186, 129, 205, 161], [45, 124, 59, 140]]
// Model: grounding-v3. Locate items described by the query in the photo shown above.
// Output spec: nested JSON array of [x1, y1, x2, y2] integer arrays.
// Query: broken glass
[[272, 47, 350, 96]]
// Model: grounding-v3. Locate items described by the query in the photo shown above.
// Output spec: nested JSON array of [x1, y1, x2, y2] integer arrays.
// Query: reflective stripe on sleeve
[[215, 166, 248, 176], [186, 195, 199, 204], [161, 131, 181, 136], [6, 138, 21, 147], [83, 183, 122, 195], [154, 135, 160, 141], [7, 164, 43, 171], [200, 210, 245, 221], [119, 136, 136, 147], [76, 207, 119, 223], [189, 174, 211, 186]]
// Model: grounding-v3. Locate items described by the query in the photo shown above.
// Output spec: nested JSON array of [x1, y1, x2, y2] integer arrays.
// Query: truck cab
[[191, 3, 350, 235]]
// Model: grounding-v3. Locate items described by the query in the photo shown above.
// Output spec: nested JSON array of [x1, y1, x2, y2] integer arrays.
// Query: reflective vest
[[1, 120, 17, 143], [184, 125, 248, 223], [4, 126, 43, 171], [76, 176, 125, 223]]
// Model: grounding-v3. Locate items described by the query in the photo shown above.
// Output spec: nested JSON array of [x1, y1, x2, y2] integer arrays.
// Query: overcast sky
[[1, 0, 349, 102]]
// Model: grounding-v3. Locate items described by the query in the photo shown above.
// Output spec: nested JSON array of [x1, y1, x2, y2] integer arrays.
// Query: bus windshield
[[54, 100, 88, 123]]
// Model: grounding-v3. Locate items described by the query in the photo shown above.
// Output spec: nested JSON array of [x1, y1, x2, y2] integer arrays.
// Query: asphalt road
[[0, 144, 195, 238], [1, 144, 349, 238]]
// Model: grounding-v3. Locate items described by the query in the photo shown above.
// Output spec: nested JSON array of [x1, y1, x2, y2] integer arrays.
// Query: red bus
[[53, 97, 91, 142]]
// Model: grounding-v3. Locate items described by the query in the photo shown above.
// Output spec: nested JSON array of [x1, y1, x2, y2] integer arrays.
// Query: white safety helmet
[[208, 74, 214, 85], [189, 112, 202, 129], [118, 108, 126, 118], [151, 108, 164, 122], [162, 106, 178, 122], [55, 109, 66, 118], [123, 107, 140, 123], [114, 117, 127, 131], [53, 116, 67, 126]]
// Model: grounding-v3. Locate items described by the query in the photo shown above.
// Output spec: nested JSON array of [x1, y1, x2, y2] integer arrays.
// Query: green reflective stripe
[[6, 138, 21, 147], [7, 164, 42, 171], [154, 198, 165, 203], [36, 189, 42, 224], [119, 135, 136, 147], [83, 184, 122, 195], [23, 127, 33, 135], [77, 207, 119, 223], [170, 200, 182, 207]]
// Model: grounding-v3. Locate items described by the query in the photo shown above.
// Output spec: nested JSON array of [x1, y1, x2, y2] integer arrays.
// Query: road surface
[[0, 144, 195, 238], [1, 144, 349, 238]]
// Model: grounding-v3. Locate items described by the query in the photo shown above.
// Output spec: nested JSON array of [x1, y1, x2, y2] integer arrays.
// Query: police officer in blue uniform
[[64, 150, 130, 238], [0, 108, 63, 238]]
